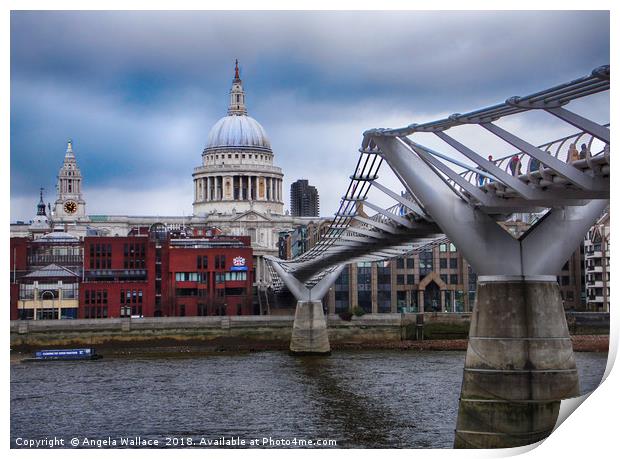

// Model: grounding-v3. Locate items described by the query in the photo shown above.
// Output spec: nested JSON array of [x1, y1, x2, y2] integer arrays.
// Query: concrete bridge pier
[[290, 301, 331, 355], [454, 275, 578, 448], [267, 259, 344, 355]]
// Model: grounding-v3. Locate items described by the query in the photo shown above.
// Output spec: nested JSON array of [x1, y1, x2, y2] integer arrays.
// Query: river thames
[[11, 350, 608, 448]]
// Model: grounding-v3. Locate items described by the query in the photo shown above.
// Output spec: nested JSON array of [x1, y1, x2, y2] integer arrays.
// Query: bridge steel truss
[[267, 65, 609, 448]]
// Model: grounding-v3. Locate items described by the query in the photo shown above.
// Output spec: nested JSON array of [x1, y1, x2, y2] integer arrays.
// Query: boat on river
[[21, 348, 103, 362]]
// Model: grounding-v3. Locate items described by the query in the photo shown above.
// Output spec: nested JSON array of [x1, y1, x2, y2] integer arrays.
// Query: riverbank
[[334, 335, 609, 352], [10, 335, 608, 362], [10, 313, 609, 354]]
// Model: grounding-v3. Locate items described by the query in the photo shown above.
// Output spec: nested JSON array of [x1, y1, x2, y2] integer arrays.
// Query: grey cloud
[[10, 10, 610, 222]]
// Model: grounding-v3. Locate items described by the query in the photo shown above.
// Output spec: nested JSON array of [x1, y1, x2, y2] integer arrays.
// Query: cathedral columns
[[269, 177, 274, 201]]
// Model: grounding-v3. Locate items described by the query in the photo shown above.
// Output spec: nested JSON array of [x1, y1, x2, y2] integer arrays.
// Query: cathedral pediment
[[230, 210, 273, 222]]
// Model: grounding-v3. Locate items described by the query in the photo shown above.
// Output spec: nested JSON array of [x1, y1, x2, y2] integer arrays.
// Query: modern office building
[[290, 179, 319, 217]]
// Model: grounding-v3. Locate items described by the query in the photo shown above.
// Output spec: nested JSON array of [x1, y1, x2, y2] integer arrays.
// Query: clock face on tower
[[63, 200, 78, 214]]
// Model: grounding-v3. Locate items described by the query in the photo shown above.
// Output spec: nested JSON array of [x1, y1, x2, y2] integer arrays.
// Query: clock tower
[[53, 139, 86, 220]]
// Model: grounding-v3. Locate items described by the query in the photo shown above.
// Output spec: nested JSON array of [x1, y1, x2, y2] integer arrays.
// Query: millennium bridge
[[266, 65, 610, 448]]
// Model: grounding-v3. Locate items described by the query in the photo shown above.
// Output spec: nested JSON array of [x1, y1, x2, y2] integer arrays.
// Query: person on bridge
[[529, 156, 540, 173], [579, 143, 589, 160], [509, 154, 522, 176], [568, 143, 580, 163], [487, 155, 495, 183], [476, 165, 485, 186]]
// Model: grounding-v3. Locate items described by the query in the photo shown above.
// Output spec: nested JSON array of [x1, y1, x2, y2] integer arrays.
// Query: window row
[[209, 153, 270, 161], [123, 243, 146, 257], [215, 255, 227, 269], [439, 258, 459, 269], [439, 243, 458, 252], [85, 290, 108, 305], [123, 258, 146, 269], [439, 274, 460, 285], [120, 305, 142, 317], [120, 289, 143, 304], [90, 258, 112, 269], [215, 271, 247, 283], [84, 306, 108, 319], [197, 255, 209, 269], [89, 243, 112, 257]]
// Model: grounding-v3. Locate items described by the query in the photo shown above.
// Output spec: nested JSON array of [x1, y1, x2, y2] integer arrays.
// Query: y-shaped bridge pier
[[267, 65, 609, 447]]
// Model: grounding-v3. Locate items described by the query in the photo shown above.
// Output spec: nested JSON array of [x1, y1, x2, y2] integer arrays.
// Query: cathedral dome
[[206, 114, 271, 151], [193, 60, 284, 218]]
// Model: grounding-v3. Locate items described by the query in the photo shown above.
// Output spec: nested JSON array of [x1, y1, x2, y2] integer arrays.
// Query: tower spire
[[228, 59, 247, 116], [37, 187, 46, 216]]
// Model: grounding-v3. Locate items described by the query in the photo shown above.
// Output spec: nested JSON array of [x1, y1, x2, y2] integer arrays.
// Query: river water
[[10, 350, 609, 448]]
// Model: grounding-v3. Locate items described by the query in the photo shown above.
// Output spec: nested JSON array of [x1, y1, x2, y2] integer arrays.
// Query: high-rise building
[[290, 179, 319, 217]]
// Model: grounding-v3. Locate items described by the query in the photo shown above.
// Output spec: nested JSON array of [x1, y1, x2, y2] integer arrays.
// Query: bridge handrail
[[363, 65, 609, 138], [454, 124, 609, 189]]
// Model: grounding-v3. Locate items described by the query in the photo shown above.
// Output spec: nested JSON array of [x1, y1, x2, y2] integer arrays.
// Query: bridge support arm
[[520, 200, 609, 274], [266, 259, 345, 356], [372, 136, 521, 275]]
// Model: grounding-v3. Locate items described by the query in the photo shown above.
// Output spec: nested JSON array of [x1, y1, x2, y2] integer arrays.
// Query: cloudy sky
[[10, 10, 610, 222]]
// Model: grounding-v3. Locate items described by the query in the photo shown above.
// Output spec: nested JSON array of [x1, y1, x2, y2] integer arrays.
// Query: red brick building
[[10, 228, 255, 320], [10, 237, 30, 320], [167, 236, 253, 316]]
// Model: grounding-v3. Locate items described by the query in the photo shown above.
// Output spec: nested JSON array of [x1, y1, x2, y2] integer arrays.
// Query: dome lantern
[[228, 59, 247, 116]]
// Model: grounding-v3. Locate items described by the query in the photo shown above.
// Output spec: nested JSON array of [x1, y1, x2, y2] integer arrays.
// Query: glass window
[[440, 258, 447, 269], [419, 250, 433, 277], [378, 290, 391, 313], [450, 258, 458, 269], [358, 291, 372, 313]]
